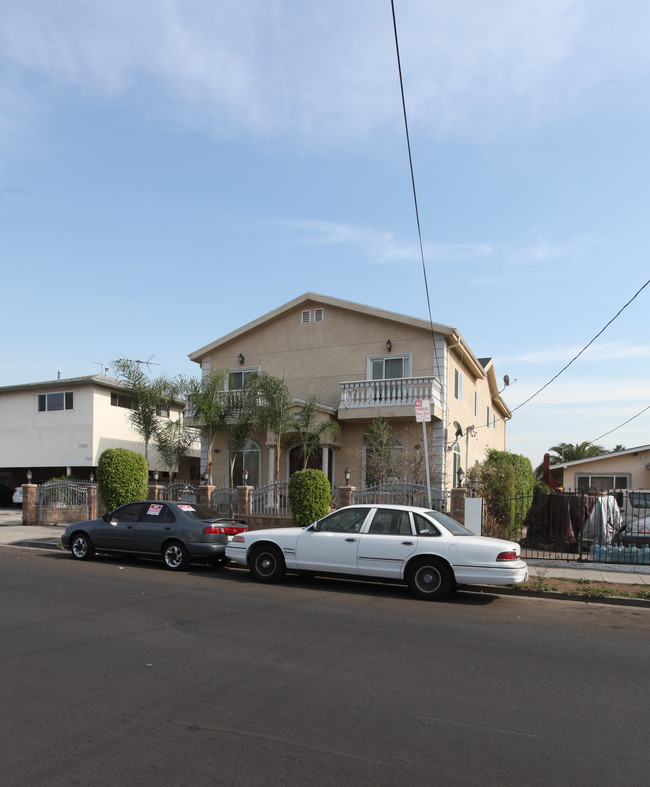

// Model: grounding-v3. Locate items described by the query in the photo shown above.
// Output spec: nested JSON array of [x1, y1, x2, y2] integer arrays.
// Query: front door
[[93, 502, 148, 551], [295, 507, 371, 574]]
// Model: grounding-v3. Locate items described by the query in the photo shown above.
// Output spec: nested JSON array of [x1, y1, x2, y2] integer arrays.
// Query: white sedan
[[226, 504, 528, 601]]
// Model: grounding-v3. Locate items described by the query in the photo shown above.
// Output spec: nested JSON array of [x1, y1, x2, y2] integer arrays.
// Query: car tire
[[70, 532, 94, 561], [407, 557, 453, 601], [162, 541, 190, 571], [250, 545, 286, 583]]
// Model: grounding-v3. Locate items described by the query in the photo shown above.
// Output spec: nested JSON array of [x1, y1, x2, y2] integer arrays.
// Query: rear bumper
[[453, 562, 529, 586]]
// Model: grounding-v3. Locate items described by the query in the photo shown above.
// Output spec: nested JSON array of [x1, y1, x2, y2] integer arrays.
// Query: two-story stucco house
[[189, 293, 511, 495], [0, 373, 198, 488]]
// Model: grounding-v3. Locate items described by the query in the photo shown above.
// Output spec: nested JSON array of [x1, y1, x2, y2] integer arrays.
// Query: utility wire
[[590, 403, 650, 444], [390, 0, 438, 371], [509, 277, 650, 415]]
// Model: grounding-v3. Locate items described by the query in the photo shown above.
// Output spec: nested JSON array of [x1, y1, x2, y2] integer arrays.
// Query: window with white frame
[[228, 367, 260, 390], [576, 475, 629, 492], [301, 310, 311, 324], [486, 406, 492, 428], [232, 439, 261, 488], [474, 392, 479, 417], [454, 369, 462, 401], [38, 392, 73, 412], [314, 308, 324, 322], [369, 355, 411, 380]]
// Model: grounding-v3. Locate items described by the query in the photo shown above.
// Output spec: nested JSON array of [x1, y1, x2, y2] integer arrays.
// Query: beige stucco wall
[[194, 297, 509, 491], [561, 450, 650, 490]]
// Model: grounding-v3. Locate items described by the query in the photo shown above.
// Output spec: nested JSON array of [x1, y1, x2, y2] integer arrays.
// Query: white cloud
[[507, 341, 650, 365], [2, 0, 650, 151]]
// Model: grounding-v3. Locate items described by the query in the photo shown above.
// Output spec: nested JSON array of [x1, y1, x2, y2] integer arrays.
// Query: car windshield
[[178, 504, 225, 521], [426, 511, 474, 536]]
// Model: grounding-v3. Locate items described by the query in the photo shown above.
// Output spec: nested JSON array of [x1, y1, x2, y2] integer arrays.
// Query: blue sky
[[2, 0, 649, 467]]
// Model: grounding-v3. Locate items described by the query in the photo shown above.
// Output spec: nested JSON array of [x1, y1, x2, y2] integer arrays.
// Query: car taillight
[[496, 551, 518, 561], [202, 523, 249, 535]]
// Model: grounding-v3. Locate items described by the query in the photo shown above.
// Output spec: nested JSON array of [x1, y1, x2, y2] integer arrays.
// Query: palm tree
[[535, 441, 607, 480], [112, 359, 173, 464], [182, 369, 229, 485], [291, 395, 341, 470], [248, 373, 294, 513], [154, 418, 196, 480]]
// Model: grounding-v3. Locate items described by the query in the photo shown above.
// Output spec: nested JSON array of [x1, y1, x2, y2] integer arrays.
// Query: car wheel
[[70, 532, 94, 561], [162, 541, 189, 571], [407, 558, 453, 601], [250, 545, 286, 583]]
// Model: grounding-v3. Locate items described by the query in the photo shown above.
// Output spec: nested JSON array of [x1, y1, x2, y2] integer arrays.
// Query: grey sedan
[[62, 501, 248, 570]]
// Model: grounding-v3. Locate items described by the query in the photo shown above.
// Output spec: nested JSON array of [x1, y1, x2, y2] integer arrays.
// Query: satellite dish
[[503, 375, 510, 387], [453, 421, 463, 438]]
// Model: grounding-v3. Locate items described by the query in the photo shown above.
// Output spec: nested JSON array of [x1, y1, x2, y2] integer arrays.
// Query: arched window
[[232, 439, 261, 488]]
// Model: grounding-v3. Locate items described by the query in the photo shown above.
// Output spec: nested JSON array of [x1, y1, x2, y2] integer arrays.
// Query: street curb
[[467, 584, 650, 609], [6, 540, 64, 551]]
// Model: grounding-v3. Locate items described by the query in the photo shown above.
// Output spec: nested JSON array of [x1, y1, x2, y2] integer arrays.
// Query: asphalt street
[[1, 545, 649, 786]]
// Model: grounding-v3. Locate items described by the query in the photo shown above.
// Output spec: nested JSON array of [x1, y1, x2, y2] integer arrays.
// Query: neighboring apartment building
[[0, 374, 198, 488], [548, 445, 650, 491], [189, 293, 511, 495]]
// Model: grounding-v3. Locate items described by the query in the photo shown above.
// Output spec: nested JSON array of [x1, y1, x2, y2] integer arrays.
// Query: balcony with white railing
[[338, 376, 442, 418]]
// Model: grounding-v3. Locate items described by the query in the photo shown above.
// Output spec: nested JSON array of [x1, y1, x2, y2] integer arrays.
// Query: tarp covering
[[522, 492, 604, 550]]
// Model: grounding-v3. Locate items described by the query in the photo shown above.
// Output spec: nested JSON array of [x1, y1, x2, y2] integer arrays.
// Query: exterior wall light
[[153, 469, 159, 482], [26, 469, 32, 482], [243, 468, 249, 485], [344, 466, 351, 484], [386, 339, 392, 353], [238, 353, 245, 365]]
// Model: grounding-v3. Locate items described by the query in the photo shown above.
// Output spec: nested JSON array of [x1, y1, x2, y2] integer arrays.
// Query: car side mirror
[[102, 513, 111, 522]]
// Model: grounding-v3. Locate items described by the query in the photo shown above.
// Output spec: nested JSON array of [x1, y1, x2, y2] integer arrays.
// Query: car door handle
[[127, 525, 134, 530], [402, 541, 414, 546], [164, 526, 172, 530], [345, 538, 358, 542]]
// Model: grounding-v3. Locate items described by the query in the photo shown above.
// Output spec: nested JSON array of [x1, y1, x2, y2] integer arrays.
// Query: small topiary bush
[[97, 448, 148, 512], [288, 469, 331, 528]]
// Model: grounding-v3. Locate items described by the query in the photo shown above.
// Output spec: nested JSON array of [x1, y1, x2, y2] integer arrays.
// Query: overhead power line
[[509, 277, 650, 415], [590, 403, 650, 444]]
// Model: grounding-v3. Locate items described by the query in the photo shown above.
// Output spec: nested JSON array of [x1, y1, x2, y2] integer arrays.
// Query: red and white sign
[[414, 399, 431, 422], [147, 504, 163, 516]]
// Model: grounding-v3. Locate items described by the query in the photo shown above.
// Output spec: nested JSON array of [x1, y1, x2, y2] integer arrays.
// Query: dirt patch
[[515, 575, 650, 601]]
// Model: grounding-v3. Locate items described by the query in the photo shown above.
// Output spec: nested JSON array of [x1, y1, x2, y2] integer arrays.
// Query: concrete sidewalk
[[2, 507, 649, 585]]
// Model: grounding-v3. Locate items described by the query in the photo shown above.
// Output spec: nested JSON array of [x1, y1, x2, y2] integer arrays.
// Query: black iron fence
[[486, 489, 650, 566]]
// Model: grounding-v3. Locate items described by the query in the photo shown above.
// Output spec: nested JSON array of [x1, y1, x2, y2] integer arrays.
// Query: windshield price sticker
[[147, 504, 163, 516], [179, 505, 195, 512]]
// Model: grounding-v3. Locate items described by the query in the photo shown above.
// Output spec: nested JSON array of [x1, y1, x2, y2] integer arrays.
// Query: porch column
[[321, 445, 329, 476], [267, 445, 275, 485]]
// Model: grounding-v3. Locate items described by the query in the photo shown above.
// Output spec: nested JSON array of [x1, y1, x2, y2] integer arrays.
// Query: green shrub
[[288, 469, 331, 528], [97, 448, 148, 512]]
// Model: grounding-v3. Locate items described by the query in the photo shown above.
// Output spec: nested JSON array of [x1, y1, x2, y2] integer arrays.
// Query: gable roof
[[555, 444, 650, 470], [190, 291, 458, 359]]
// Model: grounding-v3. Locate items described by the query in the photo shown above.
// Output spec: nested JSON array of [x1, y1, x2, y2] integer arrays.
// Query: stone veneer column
[[199, 485, 214, 507], [450, 487, 468, 524], [237, 485, 252, 521], [22, 484, 38, 525], [338, 485, 356, 508]]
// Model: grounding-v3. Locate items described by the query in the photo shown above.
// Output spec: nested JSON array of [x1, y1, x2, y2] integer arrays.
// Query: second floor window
[[38, 391, 73, 412], [370, 355, 410, 380], [228, 368, 259, 390]]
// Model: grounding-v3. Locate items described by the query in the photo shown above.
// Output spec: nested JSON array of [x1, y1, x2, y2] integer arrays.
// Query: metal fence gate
[[161, 481, 199, 503], [37, 481, 94, 525]]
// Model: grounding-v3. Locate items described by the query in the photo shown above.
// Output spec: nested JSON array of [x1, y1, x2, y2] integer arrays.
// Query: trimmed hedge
[[97, 448, 149, 512], [288, 469, 331, 528]]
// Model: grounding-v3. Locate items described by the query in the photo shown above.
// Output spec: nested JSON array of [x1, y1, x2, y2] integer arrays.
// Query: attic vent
[[314, 308, 324, 322], [301, 310, 311, 324]]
